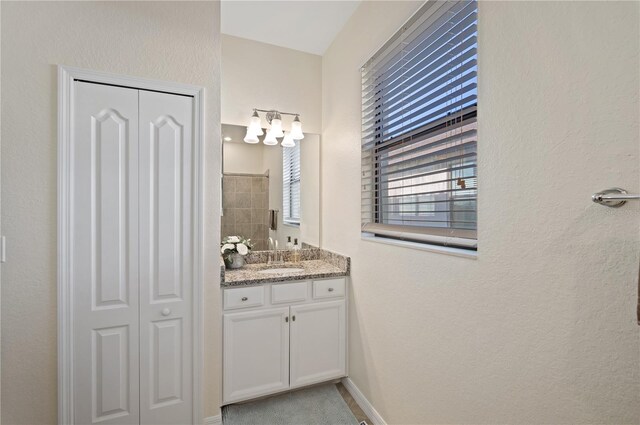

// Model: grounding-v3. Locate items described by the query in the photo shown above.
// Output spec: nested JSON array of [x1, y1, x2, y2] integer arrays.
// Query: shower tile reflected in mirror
[[222, 174, 269, 251]]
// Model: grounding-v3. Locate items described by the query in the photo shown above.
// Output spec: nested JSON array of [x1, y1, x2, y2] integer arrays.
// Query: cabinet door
[[290, 300, 346, 389], [223, 307, 290, 403]]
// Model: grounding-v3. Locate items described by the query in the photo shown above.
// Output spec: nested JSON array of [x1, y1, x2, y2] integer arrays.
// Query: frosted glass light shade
[[248, 115, 264, 136], [270, 118, 284, 137], [263, 130, 278, 146], [290, 116, 305, 140], [243, 127, 259, 144], [281, 132, 295, 148]]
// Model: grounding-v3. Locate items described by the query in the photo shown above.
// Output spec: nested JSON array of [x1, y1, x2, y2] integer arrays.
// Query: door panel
[[92, 109, 131, 310], [150, 319, 183, 407], [73, 82, 140, 424], [150, 116, 183, 302], [92, 325, 131, 422], [290, 300, 346, 389], [139, 90, 194, 425], [223, 308, 290, 403]]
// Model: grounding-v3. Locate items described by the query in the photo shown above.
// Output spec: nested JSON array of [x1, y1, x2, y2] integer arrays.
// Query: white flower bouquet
[[221, 235, 253, 269]]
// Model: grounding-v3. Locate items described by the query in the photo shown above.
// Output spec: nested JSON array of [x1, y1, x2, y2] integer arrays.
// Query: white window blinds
[[283, 141, 301, 224], [361, 0, 478, 249]]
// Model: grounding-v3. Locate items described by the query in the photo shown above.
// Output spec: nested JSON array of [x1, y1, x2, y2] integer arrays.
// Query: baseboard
[[341, 377, 387, 425], [204, 414, 222, 425]]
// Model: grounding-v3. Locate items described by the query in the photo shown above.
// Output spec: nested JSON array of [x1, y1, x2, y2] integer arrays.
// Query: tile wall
[[222, 174, 269, 251]]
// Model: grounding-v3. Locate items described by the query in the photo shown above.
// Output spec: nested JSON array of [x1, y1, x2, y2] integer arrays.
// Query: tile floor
[[223, 382, 372, 425], [335, 383, 371, 424]]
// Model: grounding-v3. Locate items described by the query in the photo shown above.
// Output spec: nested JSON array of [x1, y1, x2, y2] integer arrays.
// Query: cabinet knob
[[161, 308, 171, 316], [292, 315, 296, 321], [241, 297, 248, 301], [328, 288, 334, 292], [285, 316, 289, 323]]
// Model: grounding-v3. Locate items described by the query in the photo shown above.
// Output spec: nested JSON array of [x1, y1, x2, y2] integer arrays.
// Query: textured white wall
[[0, 2, 222, 423], [224, 141, 266, 175], [221, 34, 322, 134], [322, 1, 640, 423], [300, 134, 321, 247]]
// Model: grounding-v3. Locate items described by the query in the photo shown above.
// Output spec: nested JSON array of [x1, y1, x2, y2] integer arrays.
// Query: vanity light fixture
[[289, 115, 305, 140], [263, 130, 279, 146], [243, 130, 259, 144], [244, 108, 304, 146], [247, 110, 264, 136], [281, 132, 295, 148], [270, 112, 284, 137]]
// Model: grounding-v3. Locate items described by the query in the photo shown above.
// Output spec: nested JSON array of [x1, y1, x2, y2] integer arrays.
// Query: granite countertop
[[220, 248, 350, 288]]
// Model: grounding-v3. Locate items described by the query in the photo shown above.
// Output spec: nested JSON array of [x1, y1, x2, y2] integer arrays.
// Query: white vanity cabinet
[[222, 278, 347, 404], [289, 300, 346, 389], [222, 307, 290, 403]]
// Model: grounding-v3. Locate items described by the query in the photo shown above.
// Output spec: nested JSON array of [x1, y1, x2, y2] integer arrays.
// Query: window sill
[[361, 234, 477, 259], [283, 222, 300, 228]]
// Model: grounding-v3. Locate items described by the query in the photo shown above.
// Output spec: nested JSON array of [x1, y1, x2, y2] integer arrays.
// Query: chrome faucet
[[268, 237, 284, 265]]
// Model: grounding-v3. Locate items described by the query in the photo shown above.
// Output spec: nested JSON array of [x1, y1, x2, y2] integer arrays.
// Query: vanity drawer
[[224, 286, 264, 310], [312, 278, 345, 300], [271, 281, 309, 304]]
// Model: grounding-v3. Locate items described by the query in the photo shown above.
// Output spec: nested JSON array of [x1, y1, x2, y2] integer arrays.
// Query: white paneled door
[[138, 91, 193, 424], [73, 82, 140, 425], [72, 81, 195, 425]]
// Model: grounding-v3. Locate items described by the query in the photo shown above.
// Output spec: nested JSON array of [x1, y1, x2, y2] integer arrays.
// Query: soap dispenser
[[286, 236, 293, 250], [292, 238, 300, 263]]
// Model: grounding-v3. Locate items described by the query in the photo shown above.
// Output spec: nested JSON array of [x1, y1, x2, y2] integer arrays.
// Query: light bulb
[[263, 130, 278, 146], [281, 132, 295, 148], [243, 127, 259, 144], [290, 115, 305, 140], [270, 115, 284, 138], [248, 111, 264, 136]]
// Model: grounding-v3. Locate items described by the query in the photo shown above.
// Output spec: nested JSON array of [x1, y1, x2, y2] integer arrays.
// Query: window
[[361, 0, 478, 250], [283, 140, 301, 225]]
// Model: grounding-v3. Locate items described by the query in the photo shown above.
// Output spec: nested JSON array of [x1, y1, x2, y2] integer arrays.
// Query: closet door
[[138, 91, 194, 424], [72, 82, 140, 424]]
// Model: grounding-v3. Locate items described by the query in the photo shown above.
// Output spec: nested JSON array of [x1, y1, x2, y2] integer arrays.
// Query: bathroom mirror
[[221, 123, 320, 251]]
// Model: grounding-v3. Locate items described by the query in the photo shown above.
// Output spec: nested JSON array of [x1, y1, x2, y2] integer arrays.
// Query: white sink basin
[[258, 268, 305, 275]]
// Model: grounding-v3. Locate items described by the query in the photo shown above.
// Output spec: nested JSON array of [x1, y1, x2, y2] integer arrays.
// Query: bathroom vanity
[[219, 122, 341, 405], [221, 250, 350, 404]]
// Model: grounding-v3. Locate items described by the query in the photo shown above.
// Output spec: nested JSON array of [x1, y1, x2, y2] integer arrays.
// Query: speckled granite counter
[[221, 248, 350, 287]]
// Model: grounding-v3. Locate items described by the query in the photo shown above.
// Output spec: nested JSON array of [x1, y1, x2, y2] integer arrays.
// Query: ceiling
[[221, 0, 362, 55]]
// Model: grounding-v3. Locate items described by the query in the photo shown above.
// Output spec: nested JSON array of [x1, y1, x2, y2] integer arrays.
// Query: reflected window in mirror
[[283, 140, 300, 226]]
